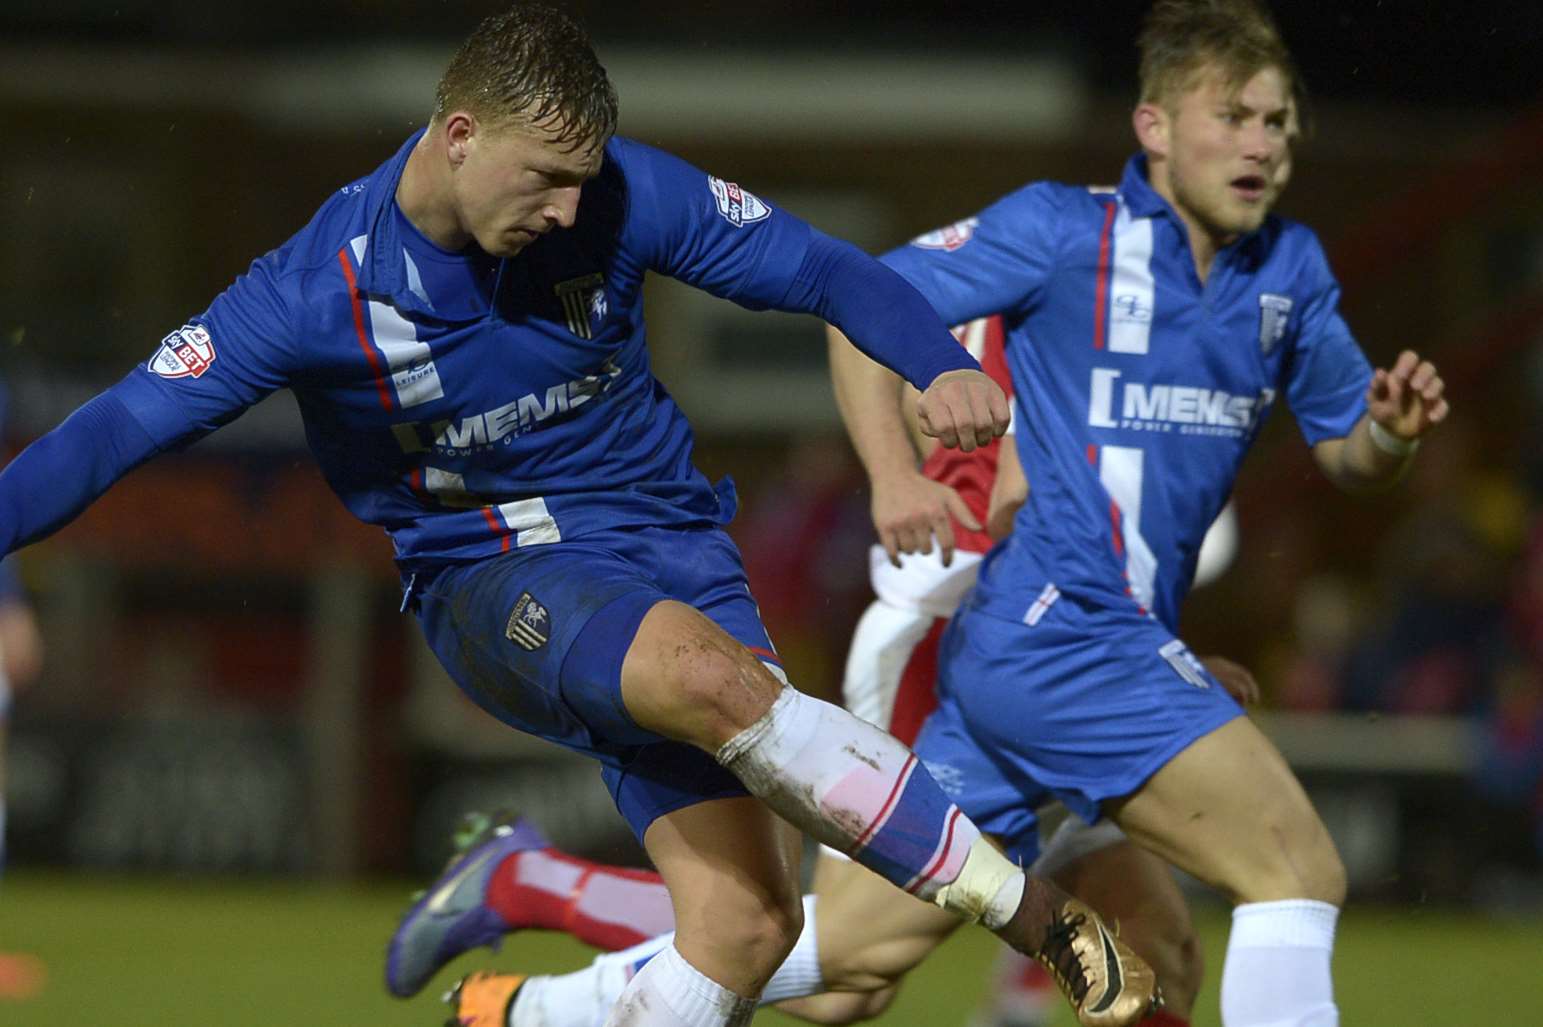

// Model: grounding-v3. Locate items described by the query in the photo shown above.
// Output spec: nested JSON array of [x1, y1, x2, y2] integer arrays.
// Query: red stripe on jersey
[[1086, 443, 1098, 466], [336, 249, 395, 412], [890, 617, 947, 747], [1108, 499, 1125, 557], [409, 467, 423, 493], [1092, 202, 1117, 350], [481, 506, 512, 552]]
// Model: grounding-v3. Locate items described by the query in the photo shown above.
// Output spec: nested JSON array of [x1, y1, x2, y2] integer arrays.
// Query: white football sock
[[1220, 899, 1339, 1027], [717, 685, 978, 903], [511, 896, 824, 1026], [760, 895, 823, 1003], [602, 943, 754, 1027], [510, 934, 675, 1027]]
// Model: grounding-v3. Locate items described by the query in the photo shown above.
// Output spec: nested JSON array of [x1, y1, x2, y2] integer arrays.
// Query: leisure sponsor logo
[[505, 592, 551, 651], [910, 217, 979, 252], [390, 361, 624, 455], [1112, 292, 1153, 326], [149, 324, 216, 379], [1086, 367, 1275, 439], [708, 176, 771, 227], [1258, 293, 1292, 355]]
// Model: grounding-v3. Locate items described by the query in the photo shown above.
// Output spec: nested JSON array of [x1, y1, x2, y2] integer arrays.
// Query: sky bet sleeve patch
[[148, 324, 217, 379]]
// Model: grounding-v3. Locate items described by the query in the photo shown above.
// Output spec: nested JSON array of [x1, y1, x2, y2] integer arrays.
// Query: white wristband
[[1369, 419, 1419, 457]]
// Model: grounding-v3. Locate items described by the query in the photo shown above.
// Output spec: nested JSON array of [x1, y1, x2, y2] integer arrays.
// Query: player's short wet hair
[[434, 4, 619, 154], [1137, 0, 1300, 111]]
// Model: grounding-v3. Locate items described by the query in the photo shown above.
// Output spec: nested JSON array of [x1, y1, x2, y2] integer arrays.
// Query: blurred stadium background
[[2, 1, 1541, 1023]]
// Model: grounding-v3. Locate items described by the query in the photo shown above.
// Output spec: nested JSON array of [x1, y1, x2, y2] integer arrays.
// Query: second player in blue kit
[[882, 4, 1449, 1025]]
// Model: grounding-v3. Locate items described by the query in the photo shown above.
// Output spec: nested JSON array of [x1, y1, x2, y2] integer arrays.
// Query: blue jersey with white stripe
[[106, 131, 962, 571], [882, 155, 1372, 631]]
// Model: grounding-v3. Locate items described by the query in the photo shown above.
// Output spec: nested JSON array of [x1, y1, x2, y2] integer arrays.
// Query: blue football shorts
[[412, 524, 776, 841], [928, 588, 1245, 828]]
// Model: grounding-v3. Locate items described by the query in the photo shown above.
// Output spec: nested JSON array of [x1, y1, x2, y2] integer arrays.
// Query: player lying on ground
[[395, 316, 1251, 1027], [0, 6, 1158, 1027]]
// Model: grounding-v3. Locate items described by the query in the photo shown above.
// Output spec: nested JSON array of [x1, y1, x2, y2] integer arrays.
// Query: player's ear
[[1132, 102, 1169, 158], [443, 112, 478, 166]]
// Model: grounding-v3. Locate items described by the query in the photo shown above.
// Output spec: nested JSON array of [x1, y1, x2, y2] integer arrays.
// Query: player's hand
[[1366, 350, 1448, 444], [916, 370, 1010, 453], [871, 470, 979, 568], [1200, 655, 1260, 706]]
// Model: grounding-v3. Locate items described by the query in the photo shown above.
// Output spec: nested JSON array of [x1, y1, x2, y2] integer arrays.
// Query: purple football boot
[[385, 811, 548, 998]]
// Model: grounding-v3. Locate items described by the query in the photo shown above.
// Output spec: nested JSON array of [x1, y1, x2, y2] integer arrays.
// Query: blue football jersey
[[105, 131, 961, 571], [883, 155, 1372, 630]]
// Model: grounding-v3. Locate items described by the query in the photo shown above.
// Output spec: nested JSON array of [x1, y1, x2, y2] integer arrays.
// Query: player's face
[[453, 118, 603, 258], [1154, 65, 1293, 248]]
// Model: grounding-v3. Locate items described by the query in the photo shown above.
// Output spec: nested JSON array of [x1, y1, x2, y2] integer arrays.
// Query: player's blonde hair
[[1137, 0, 1301, 114], [434, 4, 618, 155]]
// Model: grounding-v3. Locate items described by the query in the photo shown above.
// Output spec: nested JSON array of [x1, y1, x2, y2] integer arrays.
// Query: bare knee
[[621, 602, 784, 749], [680, 890, 804, 992], [1251, 808, 1347, 905]]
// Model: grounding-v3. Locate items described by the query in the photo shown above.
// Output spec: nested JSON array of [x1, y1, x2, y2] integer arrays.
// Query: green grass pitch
[[2, 871, 1538, 1024]]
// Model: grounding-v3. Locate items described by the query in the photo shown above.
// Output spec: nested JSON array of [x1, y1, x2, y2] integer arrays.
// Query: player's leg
[[603, 796, 804, 1025], [421, 526, 1153, 1024], [608, 520, 1152, 1021], [385, 810, 675, 998], [406, 539, 807, 1025], [1106, 717, 1344, 1027], [943, 597, 1338, 1027], [455, 798, 802, 1027]]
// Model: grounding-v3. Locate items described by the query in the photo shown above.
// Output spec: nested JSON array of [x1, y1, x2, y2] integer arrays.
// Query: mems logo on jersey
[[708, 176, 771, 227], [150, 324, 216, 379]]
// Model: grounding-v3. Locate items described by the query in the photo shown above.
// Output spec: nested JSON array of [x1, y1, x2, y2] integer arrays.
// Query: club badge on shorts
[[506, 592, 551, 651]]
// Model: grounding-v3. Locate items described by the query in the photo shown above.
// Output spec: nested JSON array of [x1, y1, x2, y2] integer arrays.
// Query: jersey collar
[[353, 128, 436, 317], [1120, 154, 1181, 221], [1118, 153, 1271, 266]]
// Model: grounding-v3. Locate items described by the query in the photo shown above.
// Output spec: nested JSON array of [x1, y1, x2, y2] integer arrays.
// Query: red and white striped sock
[[485, 847, 675, 952]]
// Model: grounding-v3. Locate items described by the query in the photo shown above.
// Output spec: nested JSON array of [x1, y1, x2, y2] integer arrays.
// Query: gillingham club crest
[[506, 592, 551, 652], [1258, 293, 1293, 355], [555, 273, 607, 340]]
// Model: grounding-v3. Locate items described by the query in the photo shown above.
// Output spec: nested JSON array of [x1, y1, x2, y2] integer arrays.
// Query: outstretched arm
[[791, 234, 1009, 452], [1311, 349, 1448, 494], [0, 382, 166, 557], [827, 325, 982, 567]]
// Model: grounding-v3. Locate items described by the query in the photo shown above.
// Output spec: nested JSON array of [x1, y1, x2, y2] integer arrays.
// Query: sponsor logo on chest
[[1087, 367, 1275, 439], [390, 361, 624, 454]]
